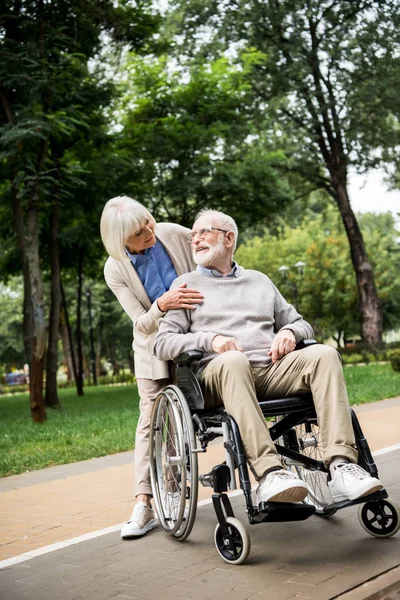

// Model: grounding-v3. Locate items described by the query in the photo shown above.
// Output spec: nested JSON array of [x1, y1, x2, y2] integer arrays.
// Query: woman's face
[[126, 218, 156, 254]]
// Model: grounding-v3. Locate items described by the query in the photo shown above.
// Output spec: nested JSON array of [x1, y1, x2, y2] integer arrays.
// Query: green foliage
[[341, 354, 365, 366], [236, 207, 400, 342], [114, 54, 294, 228], [0, 278, 24, 369], [169, 0, 400, 176]]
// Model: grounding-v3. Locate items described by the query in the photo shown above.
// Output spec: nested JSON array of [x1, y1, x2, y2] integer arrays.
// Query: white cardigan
[[104, 223, 196, 379]]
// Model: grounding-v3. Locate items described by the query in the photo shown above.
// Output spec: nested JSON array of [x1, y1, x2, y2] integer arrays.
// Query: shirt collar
[[196, 261, 239, 278], [125, 245, 152, 264]]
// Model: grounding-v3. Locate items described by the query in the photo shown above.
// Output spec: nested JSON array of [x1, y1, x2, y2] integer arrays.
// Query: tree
[[0, 0, 160, 420], [114, 54, 294, 228], [169, 0, 400, 344]]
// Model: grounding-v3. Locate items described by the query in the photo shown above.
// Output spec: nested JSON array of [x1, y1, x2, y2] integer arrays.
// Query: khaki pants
[[201, 345, 357, 479], [135, 378, 170, 497]]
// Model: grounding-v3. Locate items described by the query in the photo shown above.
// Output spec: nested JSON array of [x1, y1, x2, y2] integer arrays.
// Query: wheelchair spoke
[[280, 419, 335, 516]]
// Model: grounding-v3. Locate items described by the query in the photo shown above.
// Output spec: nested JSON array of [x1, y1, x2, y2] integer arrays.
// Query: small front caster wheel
[[214, 517, 251, 565], [358, 498, 400, 538]]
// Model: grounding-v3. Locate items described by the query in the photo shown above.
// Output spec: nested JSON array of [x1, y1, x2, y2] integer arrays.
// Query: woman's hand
[[157, 283, 204, 312]]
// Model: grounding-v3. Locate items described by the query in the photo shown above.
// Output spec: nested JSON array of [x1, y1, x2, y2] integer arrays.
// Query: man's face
[[191, 216, 228, 267]]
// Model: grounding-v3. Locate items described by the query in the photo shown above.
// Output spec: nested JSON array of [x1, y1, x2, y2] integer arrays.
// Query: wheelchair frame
[[149, 349, 400, 564]]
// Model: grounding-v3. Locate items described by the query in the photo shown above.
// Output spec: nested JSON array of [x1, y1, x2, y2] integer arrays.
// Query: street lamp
[[278, 261, 306, 311]]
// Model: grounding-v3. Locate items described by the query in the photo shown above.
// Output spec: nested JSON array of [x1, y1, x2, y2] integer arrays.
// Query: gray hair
[[100, 195, 156, 261], [194, 208, 238, 251]]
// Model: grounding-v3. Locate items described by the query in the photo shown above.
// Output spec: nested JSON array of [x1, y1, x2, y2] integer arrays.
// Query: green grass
[[0, 384, 140, 478], [344, 363, 400, 405], [1, 363, 399, 478]]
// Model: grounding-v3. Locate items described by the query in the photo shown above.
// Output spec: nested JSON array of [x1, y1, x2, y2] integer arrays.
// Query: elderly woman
[[100, 195, 202, 539]]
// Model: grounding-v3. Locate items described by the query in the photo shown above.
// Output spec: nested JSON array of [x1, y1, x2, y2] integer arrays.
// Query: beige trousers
[[135, 377, 170, 496], [201, 345, 357, 479]]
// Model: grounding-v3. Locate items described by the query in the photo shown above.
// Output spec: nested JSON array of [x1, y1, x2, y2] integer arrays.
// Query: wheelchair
[[149, 344, 400, 565]]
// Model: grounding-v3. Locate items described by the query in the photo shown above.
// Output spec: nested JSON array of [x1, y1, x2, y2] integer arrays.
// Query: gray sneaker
[[121, 502, 157, 539]]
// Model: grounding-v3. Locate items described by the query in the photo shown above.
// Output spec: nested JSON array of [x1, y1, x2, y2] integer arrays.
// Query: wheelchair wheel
[[149, 385, 198, 541], [283, 419, 336, 517], [214, 517, 250, 565], [358, 498, 400, 538]]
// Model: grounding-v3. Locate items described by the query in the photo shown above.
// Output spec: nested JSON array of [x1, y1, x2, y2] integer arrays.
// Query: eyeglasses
[[186, 226, 229, 243]]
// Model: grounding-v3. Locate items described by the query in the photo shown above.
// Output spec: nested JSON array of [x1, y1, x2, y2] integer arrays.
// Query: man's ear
[[225, 231, 236, 248]]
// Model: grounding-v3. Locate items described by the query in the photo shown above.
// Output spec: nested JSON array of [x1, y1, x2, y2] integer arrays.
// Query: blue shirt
[[126, 240, 178, 304], [196, 261, 239, 278]]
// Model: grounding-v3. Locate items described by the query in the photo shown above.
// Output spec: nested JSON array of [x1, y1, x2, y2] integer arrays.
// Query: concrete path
[[0, 397, 400, 599]]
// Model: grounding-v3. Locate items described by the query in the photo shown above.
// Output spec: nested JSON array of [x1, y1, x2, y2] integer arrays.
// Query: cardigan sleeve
[[104, 259, 165, 336]]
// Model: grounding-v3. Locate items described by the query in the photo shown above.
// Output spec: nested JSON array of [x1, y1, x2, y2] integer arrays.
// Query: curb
[[334, 565, 400, 600]]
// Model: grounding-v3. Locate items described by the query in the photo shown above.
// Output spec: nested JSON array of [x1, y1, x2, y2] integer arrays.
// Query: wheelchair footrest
[[253, 502, 315, 523], [327, 489, 388, 512]]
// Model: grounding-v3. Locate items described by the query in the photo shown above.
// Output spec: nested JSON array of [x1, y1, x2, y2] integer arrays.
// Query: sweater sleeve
[[271, 282, 314, 342], [154, 315, 216, 361], [104, 260, 164, 336], [153, 280, 216, 360]]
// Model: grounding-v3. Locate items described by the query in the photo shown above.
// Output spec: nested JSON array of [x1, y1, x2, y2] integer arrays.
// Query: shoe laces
[[130, 502, 150, 522], [268, 469, 297, 482], [336, 463, 367, 480]]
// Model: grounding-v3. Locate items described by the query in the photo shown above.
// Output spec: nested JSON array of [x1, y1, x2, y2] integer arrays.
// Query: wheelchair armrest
[[296, 339, 318, 350], [174, 350, 203, 365]]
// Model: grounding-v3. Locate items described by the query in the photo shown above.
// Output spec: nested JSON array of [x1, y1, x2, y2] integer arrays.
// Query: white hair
[[100, 195, 156, 261], [194, 208, 239, 251]]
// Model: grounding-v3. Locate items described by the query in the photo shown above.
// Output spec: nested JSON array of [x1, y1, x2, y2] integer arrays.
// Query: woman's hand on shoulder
[[157, 283, 204, 312]]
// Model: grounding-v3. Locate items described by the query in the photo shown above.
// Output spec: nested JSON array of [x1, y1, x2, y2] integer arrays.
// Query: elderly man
[[153, 209, 382, 505]]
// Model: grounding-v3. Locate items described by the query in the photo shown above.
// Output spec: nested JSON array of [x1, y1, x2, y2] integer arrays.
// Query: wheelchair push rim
[[149, 385, 199, 541]]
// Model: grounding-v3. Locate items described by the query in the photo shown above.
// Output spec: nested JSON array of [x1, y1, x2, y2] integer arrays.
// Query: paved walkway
[[0, 397, 400, 599]]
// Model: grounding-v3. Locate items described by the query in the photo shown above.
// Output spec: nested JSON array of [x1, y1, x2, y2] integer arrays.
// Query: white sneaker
[[256, 469, 308, 504], [328, 463, 383, 502], [121, 502, 157, 539]]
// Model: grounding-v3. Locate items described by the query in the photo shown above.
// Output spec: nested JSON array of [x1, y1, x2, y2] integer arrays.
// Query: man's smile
[[196, 244, 210, 254]]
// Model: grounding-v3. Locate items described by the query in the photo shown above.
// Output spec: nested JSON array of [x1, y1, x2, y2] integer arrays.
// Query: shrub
[[0, 384, 29, 395], [388, 349, 400, 372], [342, 353, 364, 365]]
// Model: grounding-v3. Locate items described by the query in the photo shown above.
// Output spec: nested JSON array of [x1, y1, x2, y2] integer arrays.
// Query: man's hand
[[268, 329, 296, 364], [157, 283, 204, 312], [212, 335, 243, 354]]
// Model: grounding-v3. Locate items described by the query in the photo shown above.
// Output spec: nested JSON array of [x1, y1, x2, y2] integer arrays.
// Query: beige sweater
[[104, 223, 196, 379], [154, 267, 314, 374]]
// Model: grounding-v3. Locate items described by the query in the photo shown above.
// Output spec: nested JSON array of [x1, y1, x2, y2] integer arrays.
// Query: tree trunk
[[60, 313, 75, 382], [331, 175, 382, 345], [96, 317, 102, 378], [128, 351, 135, 375], [25, 202, 47, 422], [75, 252, 84, 396], [45, 199, 61, 408], [60, 276, 79, 384]]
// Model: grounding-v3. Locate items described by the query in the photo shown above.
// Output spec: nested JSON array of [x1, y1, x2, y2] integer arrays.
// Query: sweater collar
[[196, 261, 239, 278]]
